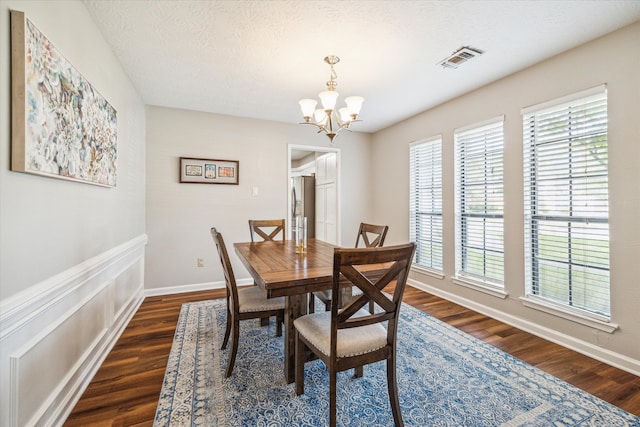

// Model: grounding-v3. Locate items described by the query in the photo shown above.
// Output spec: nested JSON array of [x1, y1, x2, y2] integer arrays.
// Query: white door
[[315, 152, 337, 244]]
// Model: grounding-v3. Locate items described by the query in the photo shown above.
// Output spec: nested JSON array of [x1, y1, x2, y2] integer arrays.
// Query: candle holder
[[294, 217, 307, 254]]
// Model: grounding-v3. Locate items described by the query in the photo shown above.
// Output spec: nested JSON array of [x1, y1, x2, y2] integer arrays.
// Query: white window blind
[[455, 117, 504, 287], [523, 86, 610, 317], [409, 137, 443, 271]]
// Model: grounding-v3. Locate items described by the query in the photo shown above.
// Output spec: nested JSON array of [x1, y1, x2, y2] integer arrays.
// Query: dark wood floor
[[64, 285, 640, 426]]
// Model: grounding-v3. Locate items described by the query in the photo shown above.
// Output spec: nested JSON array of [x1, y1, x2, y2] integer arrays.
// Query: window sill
[[452, 277, 508, 299], [519, 296, 618, 333]]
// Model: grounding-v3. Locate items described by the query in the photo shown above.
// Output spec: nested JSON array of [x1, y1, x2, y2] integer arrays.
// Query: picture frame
[[179, 157, 239, 185], [10, 10, 118, 187]]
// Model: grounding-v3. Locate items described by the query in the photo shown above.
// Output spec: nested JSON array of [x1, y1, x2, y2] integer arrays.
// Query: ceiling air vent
[[438, 46, 484, 69]]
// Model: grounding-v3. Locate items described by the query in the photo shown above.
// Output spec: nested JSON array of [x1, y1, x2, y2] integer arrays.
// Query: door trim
[[287, 144, 341, 244]]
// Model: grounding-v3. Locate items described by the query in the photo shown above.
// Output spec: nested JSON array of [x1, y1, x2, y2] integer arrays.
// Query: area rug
[[153, 299, 640, 426]]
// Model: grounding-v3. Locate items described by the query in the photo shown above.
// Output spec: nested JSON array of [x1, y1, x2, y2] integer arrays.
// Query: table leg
[[284, 293, 307, 383]]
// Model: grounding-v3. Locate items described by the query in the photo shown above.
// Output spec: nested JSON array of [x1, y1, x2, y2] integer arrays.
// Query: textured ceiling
[[82, 1, 640, 133]]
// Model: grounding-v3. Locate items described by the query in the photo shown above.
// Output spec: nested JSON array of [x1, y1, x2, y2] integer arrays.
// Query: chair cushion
[[316, 287, 362, 300], [238, 286, 285, 313], [294, 310, 387, 358], [314, 290, 332, 300]]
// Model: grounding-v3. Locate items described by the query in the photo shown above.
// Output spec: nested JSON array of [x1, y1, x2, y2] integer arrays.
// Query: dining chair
[[355, 222, 389, 248], [248, 219, 285, 242], [249, 219, 286, 326], [310, 222, 389, 313], [211, 227, 285, 377], [294, 242, 416, 427]]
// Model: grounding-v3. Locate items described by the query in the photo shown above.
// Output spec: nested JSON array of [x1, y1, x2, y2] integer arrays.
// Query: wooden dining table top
[[233, 238, 337, 298]]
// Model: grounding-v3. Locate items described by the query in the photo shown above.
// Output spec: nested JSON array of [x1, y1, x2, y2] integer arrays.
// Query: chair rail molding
[[0, 234, 148, 427]]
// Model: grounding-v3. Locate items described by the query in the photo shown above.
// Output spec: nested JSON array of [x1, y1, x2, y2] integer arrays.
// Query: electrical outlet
[[197, 258, 204, 267]]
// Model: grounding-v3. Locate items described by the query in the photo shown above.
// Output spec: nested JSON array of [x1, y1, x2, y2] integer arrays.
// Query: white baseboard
[[408, 278, 640, 377], [0, 234, 148, 427]]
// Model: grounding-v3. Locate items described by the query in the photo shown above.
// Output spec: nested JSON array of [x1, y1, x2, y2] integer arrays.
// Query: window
[[523, 85, 610, 318], [409, 136, 443, 272], [454, 117, 504, 288]]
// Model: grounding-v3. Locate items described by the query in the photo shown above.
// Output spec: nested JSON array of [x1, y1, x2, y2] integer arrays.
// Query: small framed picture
[[179, 157, 239, 184]]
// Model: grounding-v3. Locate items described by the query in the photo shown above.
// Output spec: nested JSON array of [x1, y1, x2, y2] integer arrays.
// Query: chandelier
[[298, 55, 364, 143]]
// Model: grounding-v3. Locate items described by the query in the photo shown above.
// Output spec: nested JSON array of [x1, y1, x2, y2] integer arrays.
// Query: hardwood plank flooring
[[64, 286, 640, 426]]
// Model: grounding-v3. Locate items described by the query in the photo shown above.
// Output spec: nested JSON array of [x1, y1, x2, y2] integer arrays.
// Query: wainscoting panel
[[0, 234, 148, 427]]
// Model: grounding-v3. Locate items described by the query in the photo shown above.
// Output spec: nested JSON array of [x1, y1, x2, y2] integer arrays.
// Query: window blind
[[409, 137, 443, 271], [523, 86, 610, 317], [455, 117, 504, 287]]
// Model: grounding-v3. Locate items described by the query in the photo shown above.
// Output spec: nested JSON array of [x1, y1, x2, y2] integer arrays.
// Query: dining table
[[234, 238, 347, 383]]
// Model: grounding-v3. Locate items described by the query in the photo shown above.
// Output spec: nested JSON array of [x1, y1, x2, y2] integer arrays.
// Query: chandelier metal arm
[[298, 55, 364, 144]]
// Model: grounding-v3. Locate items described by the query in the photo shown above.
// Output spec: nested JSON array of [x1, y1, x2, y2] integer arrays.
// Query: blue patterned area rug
[[153, 299, 639, 426]]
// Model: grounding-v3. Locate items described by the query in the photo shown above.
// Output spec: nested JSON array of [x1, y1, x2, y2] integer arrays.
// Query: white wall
[[145, 106, 372, 293], [371, 22, 640, 374], [0, 1, 147, 425]]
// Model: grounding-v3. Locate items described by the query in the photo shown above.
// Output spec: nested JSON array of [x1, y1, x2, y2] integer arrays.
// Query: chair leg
[[260, 317, 269, 326], [308, 293, 315, 313], [354, 365, 363, 378], [295, 332, 305, 396], [276, 312, 283, 337], [387, 356, 404, 427], [225, 319, 240, 378], [329, 370, 337, 427], [221, 306, 232, 350]]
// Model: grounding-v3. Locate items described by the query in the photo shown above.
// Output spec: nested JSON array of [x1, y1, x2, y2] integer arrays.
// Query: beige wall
[[371, 22, 640, 372], [0, 0, 147, 425], [144, 106, 373, 292], [0, 0, 146, 299]]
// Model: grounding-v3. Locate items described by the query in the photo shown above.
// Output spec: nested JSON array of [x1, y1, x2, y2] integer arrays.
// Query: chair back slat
[[330, 243, 416, 339], [249, 219, 285, 242], [211, 228, 239, 311], [355, 223, 389, 248]]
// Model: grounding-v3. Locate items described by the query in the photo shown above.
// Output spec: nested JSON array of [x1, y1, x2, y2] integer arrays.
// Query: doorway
[[287, 144, 340, 244]]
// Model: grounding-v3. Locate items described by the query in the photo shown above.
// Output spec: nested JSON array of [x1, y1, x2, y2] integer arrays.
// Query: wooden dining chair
[[249, 219, 286, 326], [211, 227, 285, 377], [294, 242, 416, 427], [248, 219, 285, 242], [310, 222, 389, 313], [355, 222, 389, 248]]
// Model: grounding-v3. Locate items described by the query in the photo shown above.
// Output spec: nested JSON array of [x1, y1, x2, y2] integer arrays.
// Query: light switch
[[252, 186, 259, 196]]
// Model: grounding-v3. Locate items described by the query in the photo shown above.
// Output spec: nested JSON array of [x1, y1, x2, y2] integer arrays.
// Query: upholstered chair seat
[[293, 309, 386, 358], [238, 286, 285, 313]]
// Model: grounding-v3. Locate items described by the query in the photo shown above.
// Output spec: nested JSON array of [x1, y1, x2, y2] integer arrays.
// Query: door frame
[[287, 144, 341, 244]]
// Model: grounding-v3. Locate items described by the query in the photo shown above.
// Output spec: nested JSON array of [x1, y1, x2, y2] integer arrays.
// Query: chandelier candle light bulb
[[298, 55, 364, 143]]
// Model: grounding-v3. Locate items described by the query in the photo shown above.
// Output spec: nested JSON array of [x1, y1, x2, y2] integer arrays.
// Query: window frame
[[522, 84, 612, 324], [454, 116, 505, 291], [409, 136, 444, 274]]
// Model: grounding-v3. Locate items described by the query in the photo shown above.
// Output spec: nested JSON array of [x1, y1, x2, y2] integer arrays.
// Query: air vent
[[438, 46, 484, 69]]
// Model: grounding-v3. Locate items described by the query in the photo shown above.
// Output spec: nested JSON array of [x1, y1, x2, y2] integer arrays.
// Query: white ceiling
[[82, 0, 640, 134]]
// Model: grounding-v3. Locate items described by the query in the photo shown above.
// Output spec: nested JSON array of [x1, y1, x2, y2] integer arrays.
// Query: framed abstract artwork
[[179, 157, 239, 185], [10, 10, 118, 187]]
